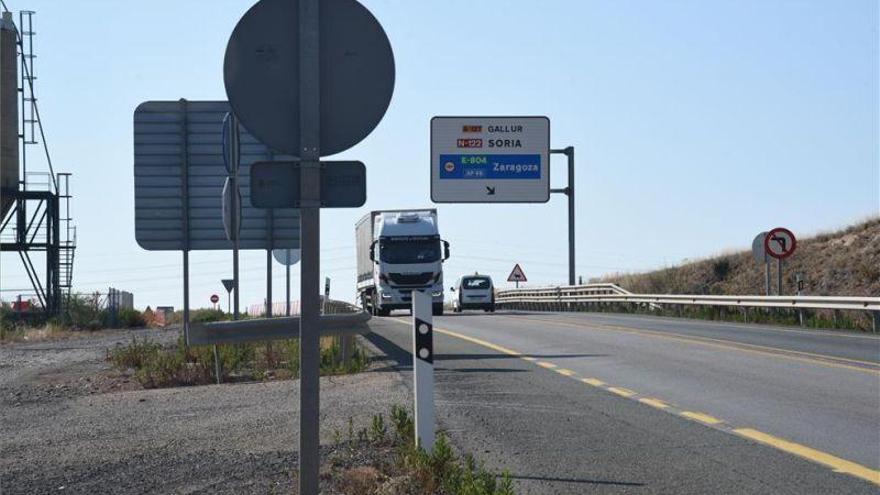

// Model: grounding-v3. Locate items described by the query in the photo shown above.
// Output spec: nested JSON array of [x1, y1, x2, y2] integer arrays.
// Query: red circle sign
[[764, 227, 797, 260], [210, 294, 220, 304]]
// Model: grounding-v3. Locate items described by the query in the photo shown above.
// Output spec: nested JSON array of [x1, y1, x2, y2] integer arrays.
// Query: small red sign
[[764, 227, 797, 260], [210, 294, 220, 304], [456, 138, 483, 148], [462, 125, 482, 133]]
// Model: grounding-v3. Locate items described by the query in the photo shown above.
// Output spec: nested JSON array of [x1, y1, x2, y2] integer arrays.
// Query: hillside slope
[[594, 218, 879, 297]]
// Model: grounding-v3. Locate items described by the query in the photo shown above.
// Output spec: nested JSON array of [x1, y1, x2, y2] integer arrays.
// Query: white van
[[451, 274, 495, 312]]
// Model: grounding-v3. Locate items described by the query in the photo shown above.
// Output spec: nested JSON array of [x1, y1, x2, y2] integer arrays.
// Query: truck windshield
[[380, 238, 441, 264], [463, 277, 491, 289]]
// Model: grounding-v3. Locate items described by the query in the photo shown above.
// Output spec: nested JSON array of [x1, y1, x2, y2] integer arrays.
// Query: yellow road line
[[522, 356, 537, 362], [680, 411, 723, 425], [735, 428, 880, 486], [639, 397, 670, 409], [608, 387, 636, 397], [537, 361, 557, 369], [555, 368, 575, 376], [384, 316, 879, 486], [508, 316, 879, 375]]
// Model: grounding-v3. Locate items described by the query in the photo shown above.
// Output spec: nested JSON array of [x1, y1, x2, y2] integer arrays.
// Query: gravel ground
[[0, 328, 411, 494]]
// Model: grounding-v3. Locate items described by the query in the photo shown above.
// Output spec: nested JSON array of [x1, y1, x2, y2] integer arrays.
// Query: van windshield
[[380, 237, 441, 264], [462, 277, 491, 290]]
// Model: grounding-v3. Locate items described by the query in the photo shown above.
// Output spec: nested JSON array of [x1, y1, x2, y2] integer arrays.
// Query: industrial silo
[[1, 11, 19, 218]]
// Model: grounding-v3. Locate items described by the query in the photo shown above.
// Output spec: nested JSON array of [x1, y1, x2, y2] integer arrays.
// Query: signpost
[[765, 227, 796, 295], [221, 279, 234, 313], [223, 1, 394, 493], [430, 117, 577, 285], [273, 248, 301, 316], [507, 263, 527, 288]]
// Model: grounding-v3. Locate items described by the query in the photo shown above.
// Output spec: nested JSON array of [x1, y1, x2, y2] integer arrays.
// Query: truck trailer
[[356, 209, 449, 316]]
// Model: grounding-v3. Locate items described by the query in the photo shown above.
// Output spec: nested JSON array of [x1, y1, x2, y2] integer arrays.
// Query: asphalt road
[[367, 311, 880, 493]]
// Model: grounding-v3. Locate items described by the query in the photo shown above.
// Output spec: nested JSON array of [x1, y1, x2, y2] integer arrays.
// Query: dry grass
[[0, 320, 69, 343], [594, 218, 880, 297]]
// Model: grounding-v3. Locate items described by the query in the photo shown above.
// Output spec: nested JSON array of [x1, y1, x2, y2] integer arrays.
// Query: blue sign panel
[[439, 154, 541, 179]]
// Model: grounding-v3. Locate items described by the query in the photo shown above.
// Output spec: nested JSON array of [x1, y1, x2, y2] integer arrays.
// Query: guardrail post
[[872, 311, 879, 334]]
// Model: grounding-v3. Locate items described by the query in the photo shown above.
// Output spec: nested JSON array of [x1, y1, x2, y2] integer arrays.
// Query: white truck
[[356, 209, 449, 316]]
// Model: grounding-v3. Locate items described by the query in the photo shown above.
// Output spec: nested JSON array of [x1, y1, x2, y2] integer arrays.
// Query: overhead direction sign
[[431, 116, 550, 203], [133, 100, 299, 251], [765, 227, 796, 259], [507, 264, 527, 283]]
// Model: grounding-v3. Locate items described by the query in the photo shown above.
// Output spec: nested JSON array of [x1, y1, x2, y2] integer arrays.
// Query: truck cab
[[451, 274, 495, 313], [357, 210, 449, 316]]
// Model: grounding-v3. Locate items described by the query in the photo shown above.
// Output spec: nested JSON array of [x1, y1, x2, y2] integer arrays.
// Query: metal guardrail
[[496, 284, 880, 312], [190, 300, 370, 345]]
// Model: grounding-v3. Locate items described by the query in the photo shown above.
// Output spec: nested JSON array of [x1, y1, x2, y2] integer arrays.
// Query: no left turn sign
[[764, 227, 796, 260]]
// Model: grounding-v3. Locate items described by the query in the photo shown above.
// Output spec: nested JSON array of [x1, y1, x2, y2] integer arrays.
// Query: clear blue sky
[[1, 0, 877, 310]]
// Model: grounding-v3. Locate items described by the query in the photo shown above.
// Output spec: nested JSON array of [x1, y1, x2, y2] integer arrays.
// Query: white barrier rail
[[496, 284, 880, 314]]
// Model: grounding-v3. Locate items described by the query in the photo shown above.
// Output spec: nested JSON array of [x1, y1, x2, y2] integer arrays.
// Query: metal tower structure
[[0, 7, 76, 317]]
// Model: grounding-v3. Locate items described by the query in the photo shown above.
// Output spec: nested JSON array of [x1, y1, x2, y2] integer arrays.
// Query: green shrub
[[118, 308, 146, 328], [189, 308, 229, 323], [108, 338, 162, 369], [64, 294, 108, 329], [379, 405, 514, 494]]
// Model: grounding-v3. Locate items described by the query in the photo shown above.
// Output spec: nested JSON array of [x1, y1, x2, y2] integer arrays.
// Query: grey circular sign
[[751, 231, 768, 264], [222, 177, 242, 241], [223, 0, 395, 157], [273, 248, 301, 266]]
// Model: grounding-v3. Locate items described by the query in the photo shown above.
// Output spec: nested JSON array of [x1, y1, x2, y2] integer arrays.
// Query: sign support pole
[[229, 113, 241, 320], [777, 258, 783, 296], [179, 98, 191, 346], [551, 147, 575, 286], [764, 260, 770, 296], [299, 0, 321, 492], [286, 262, 291, 316], [412, 290, 435, 451]]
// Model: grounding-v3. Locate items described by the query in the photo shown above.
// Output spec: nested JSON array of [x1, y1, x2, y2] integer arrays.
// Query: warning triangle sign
[[507, 264, 527, 282], [221, 279, 234, 293]]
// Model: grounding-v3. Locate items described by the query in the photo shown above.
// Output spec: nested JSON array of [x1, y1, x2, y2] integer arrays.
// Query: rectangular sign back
[[430, 116, 550, 203], [250, 161, 366, 208], [134, 100, 300, 251]]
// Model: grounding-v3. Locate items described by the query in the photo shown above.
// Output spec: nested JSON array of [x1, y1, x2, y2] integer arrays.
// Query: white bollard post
[[412, 290, 435, 451]]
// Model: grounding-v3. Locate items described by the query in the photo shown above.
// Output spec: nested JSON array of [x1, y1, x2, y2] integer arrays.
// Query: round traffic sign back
[[223, 0, 395, 157], [751, 231, 768, 264], [210, 294, 220, 304], [764, 227, 797, 260], [273, 248, 301, 266]]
